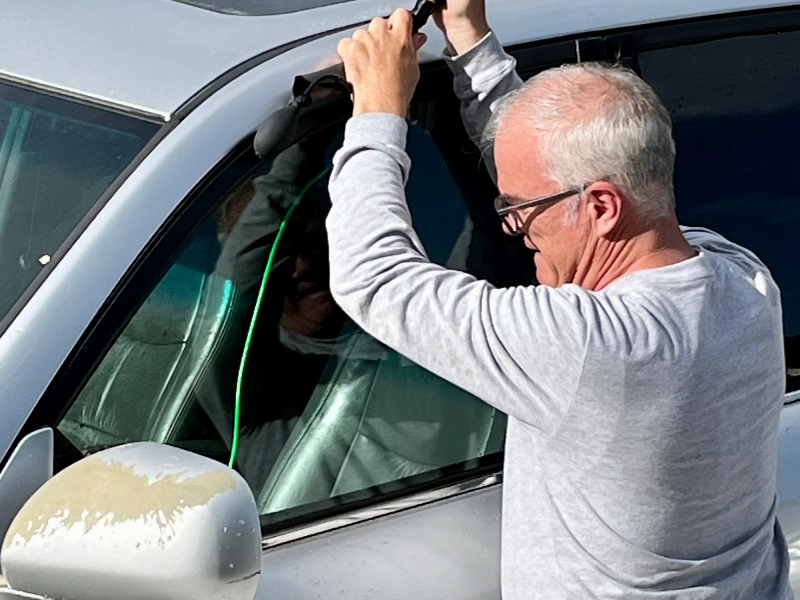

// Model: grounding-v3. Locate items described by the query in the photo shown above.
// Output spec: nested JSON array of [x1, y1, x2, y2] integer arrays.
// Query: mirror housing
[[0, 428, 53, 547], [1, 442, 261, 600]]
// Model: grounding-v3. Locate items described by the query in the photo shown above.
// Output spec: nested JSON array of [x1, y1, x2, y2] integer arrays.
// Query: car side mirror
[[1, 442, 261, 600], [0, 428, 53, 548]]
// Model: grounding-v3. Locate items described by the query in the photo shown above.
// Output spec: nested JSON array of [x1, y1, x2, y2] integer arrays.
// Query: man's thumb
[[412, 33, 428, 51]]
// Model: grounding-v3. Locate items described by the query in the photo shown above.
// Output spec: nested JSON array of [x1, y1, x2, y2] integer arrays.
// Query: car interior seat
[[59, 222, 235, 453], [257, 330, 506, 515]]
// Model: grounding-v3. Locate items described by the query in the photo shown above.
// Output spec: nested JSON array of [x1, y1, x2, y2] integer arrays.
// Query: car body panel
[[1, 0, 800, 118], [777, 395, 800, 585], [0, 429, 52, 549], [259, 484, 502, 599], [0, 0, 394, 119]]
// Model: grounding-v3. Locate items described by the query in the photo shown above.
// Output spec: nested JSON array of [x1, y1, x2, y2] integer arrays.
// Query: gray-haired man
[[327, 1, 791, 597]]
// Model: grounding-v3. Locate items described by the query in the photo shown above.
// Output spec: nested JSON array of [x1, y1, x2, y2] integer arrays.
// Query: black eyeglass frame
[[494, 184, 586, 236]]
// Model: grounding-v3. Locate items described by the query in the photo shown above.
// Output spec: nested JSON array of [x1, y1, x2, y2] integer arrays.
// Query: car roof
[[1, 0, 798, 120]]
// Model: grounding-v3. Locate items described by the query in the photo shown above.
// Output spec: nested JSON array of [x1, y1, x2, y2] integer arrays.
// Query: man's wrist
[[344, 112, 409, 149], [352, 98, 407, 118], [445, 23, 491, 56]]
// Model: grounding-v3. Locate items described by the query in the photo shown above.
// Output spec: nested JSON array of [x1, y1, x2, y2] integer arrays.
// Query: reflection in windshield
[[0, 81, 158, 326], [191, 124, 513, 506]]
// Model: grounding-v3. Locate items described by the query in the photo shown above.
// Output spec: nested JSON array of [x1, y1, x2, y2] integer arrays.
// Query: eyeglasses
[[494, 184, 586, 236]]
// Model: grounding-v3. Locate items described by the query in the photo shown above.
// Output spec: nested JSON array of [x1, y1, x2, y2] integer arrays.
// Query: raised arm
[[327, 113, 590, 435], [329, 10, 590, 437], [436, 0, 522, 169]]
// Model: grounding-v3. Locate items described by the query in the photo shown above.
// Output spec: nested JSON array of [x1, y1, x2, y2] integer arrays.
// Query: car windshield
[[0, 81, 159, 328], [173, 0, 354, 16]]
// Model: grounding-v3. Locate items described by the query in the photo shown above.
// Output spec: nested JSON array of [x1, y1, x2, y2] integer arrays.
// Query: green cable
[[229, 167, 331, 469]]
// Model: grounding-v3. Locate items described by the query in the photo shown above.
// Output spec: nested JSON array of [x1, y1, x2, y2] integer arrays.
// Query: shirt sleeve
[[444, 32, 523, 177], [327, 114, 591, 437]]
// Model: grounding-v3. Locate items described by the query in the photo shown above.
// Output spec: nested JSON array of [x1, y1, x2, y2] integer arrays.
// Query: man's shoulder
[[680, 225, 774, 281], [680, 225, 732, 248]]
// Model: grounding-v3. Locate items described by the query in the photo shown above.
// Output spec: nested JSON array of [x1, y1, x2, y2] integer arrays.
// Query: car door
[[0, 13, 599, 596]]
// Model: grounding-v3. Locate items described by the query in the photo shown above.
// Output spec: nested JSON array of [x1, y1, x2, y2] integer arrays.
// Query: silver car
[[1, 0, 800, 597]]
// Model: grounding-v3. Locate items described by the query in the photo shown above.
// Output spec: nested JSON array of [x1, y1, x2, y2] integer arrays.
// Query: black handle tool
[[411, 0, 440, 33]]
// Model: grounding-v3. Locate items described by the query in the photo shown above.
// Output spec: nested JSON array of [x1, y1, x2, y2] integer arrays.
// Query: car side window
[[57, 92, 523, 527], [638, 29, 800, 393]]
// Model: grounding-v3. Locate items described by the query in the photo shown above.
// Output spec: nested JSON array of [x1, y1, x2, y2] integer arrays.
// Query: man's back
[[500, 227, 789, 597]]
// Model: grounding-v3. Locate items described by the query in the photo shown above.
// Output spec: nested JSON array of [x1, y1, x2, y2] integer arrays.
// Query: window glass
[[0, 82, 158, 326], [639, 30, 800, 392], [59, 95, 523, 526]]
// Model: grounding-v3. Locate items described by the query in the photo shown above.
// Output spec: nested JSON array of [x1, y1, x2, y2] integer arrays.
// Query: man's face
[[494, 122, 589, 287], [283, 231, 345, 338]]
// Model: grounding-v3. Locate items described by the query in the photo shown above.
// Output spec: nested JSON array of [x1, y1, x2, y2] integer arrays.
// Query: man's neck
[[574, 216, 697, 291]]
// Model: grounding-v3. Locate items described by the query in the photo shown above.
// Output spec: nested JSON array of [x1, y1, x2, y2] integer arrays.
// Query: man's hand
[[337, 9, 427, 118], [433, 0, 490, 56]]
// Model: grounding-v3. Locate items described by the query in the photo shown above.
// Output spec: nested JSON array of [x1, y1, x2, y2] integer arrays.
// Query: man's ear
[[585, 182, 623, 237]]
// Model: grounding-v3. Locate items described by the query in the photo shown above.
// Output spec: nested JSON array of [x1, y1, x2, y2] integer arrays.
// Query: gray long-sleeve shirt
[[326, 33, 791, 599]]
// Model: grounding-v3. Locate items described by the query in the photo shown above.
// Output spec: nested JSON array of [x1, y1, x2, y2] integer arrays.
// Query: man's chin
[[534, 255, 558, 287]]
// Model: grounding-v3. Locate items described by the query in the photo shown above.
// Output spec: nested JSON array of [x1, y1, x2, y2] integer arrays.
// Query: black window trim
[[579, 2, 800, 61], [262, 465, 503, 548], [503, 3, 800, 69], [8, 1, 800, 528]]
